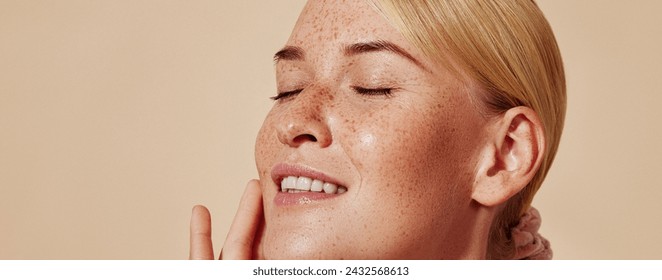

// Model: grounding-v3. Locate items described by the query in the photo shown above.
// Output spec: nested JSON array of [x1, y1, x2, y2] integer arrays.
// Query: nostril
[[293, 134, 317, 144]]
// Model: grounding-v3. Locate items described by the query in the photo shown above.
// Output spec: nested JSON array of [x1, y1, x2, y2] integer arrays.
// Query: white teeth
[[310, 179, 324, 192], [286, 176, 297, 191], [296, 176, 312, 190], [279, 176, 346, 194], [323, 182, 337, 194]]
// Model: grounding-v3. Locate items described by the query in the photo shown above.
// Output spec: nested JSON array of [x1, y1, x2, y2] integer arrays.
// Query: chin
[[257, 224, 432, 260]]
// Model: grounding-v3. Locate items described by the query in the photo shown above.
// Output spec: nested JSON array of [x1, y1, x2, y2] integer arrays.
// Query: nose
[[276, 88, 333, 148]]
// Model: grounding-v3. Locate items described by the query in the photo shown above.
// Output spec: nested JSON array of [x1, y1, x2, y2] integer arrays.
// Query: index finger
[[189, 205, 214, 260]]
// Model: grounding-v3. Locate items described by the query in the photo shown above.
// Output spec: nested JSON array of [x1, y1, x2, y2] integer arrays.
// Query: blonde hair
[[367, 0, 566, 259]]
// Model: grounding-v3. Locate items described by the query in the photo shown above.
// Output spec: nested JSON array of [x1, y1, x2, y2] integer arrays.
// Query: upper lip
[[271, 163, 346, 189]]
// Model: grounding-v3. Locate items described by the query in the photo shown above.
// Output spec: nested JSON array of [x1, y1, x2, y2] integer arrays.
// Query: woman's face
[[254, 0, 490, 259]]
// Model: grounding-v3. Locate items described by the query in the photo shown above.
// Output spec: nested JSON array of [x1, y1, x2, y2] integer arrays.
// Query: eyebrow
[[273, 40, 427, 70], [273, 46, 304, 63], [343, 40, 426, 70]]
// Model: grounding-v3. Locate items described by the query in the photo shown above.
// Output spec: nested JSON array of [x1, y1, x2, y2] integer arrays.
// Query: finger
[[221, 179, 263, 259], [189, 205, 214, 260]]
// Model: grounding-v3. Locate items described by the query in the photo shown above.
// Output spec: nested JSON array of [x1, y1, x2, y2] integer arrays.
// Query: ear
[[471, 106, 546, 207]]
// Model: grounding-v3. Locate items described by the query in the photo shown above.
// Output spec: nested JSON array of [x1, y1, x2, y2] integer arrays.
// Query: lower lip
[[274, 191, 340, 206]]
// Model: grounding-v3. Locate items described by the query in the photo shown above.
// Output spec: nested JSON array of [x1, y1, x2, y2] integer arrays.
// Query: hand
[[189, 179, 263, 259]]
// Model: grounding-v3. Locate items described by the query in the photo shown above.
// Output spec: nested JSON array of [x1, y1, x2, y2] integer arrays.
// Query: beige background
[[1, 0, 660, 259]]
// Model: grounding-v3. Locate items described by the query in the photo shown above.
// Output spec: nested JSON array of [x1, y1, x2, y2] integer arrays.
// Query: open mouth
[[271, 163, 349, 200], [280, 175, 348, 194]]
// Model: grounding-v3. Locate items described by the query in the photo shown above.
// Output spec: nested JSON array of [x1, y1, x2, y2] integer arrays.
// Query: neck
[[454, 202, 496, 259]]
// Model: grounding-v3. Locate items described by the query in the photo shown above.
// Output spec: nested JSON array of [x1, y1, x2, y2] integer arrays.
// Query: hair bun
[[510, 207, 553, 260]]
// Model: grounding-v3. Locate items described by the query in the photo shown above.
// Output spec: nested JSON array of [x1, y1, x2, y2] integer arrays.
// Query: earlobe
[[472, 107, 546, 207]]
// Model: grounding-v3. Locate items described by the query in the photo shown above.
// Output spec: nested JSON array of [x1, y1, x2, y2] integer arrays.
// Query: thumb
[[221, 179, 263, 259]]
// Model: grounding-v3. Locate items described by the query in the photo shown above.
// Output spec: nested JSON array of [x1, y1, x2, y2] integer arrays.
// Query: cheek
[[255, 109, 282, 174], [334, 97, 484, 255], [343, 100, 479, 193]]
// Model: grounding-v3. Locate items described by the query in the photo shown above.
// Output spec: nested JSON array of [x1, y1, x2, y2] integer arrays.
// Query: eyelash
[[270, 89, 302, 101], [352, 86, 394, 97], [270, 87, 394, 101]]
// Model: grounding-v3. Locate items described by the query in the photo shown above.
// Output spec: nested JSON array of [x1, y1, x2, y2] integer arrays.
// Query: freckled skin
[[254, 0, 490, 259]]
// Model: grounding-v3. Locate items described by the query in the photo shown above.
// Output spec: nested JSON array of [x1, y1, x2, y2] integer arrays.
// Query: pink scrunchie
[[510, 207, 553, 260]]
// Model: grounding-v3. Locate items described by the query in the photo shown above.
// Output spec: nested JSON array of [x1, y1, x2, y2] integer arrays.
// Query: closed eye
[[271, 87, 395, 100], [270, 89, 303, 101], [352, 86, 394, 97]]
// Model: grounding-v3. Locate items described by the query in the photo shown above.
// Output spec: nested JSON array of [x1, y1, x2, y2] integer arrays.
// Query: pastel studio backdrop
[[1, 0, 661, 259]]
